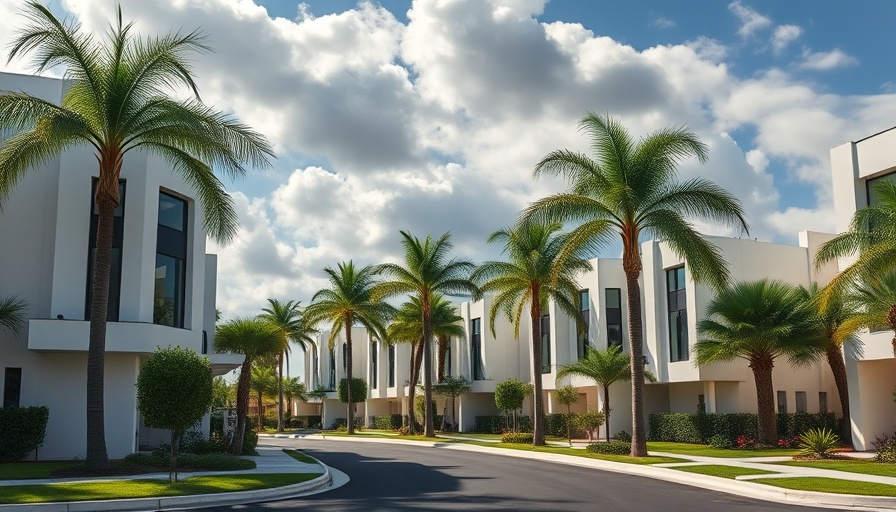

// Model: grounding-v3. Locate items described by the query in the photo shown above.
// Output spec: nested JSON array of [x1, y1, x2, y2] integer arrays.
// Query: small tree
[[433, 376, 470, 432], [575, 411, 605, 442], [136, 347, 213, 483], [495, 379, 532, 433], [338, 378, 367, 427], [556, 386, 579, 444]]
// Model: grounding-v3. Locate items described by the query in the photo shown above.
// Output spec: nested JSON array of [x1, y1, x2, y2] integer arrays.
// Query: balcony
[[28, 318, 201, 354]]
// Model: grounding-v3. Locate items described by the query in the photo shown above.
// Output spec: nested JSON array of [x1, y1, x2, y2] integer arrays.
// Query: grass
[[282, 449, 318, 465], [0, 461, 82, 480], [647, 442, 801, 458], [465, 441, 683, 465], [751, 477, 896, 497], [774, 459, 896, 478], [0, 473, 322, 504], [322, 431, 461, 443], [672, 464, 779, 479]]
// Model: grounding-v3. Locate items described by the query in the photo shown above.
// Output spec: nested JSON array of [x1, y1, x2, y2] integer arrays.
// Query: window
[[328, 347, 336, 390], [667, 267, 688, 362], [819, 392, 828, 413], [577, 290, 590, 359], [541, 314, 551, 374], [370, 341, 378, 389], [605, 288, 623, 351], [795, 391, 807, 414], [471, 318, 484, 381], [312, 352, 319, 389], [154, 192, 187, 328], [388, 344, 395, 387], [867, 171, 896, 206], [3, 368, 21, 408], [85, 179, 126, 321], [777, 391, 787, 414], [342, 342, 347, 370], [445, 339, 452, 377]]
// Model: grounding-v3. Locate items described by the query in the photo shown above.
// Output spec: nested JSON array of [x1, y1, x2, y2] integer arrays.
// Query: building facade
[[0, 71, 239, 460]]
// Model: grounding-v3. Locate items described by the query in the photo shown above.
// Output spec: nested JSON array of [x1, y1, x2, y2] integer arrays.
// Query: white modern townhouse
[[0, 71, 240, 460], [830, 127, 896, 450]]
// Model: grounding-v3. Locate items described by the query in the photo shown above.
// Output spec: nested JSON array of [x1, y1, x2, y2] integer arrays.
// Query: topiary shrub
[[370, 415, 403, 430], [586, 441, 631, 455], [338, 378, 368, 404], [501, 432, 534, 444], [708, 433, 733, 449], [0, 406, 49, 462], [612, 430, 632, 442]]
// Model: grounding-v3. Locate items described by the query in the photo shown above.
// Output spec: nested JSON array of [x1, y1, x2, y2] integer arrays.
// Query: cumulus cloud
[[771, 24, 802, 54], [729, 1, 772, 38], [797, 49, 859, 71], [652, 17, 675, 29]]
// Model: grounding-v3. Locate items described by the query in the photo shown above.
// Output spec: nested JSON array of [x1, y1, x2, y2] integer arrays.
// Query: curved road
[[199, 439, 831, 512]]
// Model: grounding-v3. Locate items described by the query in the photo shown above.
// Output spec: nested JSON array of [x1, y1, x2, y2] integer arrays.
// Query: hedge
[[545, 413, 587, 439], [288, 415, 322, 429], [330, 418, 364, 430], [0, 406, 49, 462], [370, 414, 403, 430], [473, 415, 532, 434], [648, 412, 838, 444]]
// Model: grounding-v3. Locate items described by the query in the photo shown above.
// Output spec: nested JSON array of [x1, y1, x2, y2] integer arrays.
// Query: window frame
[[777, 390, 788, 414], [577, 289, 590, 359], [666, 266, 689, 362], [471, 318, 484, 381], [370, 340, 378, 389], [605, 288, 624, 351], [3, 368, 22, 408], [540, 314, 551, 374], [153, 190, 188, 328]]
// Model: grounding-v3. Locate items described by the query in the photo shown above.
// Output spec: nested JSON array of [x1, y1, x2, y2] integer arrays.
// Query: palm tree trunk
[[277, 353, 285, 433], [422, 294, 435, 437], [346, 323, 355, 435], [530, 293, 546, 446], [407, 343, 417, 433], [232, 360, 251, 455], [625, 271, 648, 456], [257, 389, 264, 431], [603, 383, 611, 442], [86, 201, 115, 470], [825, 344, 852, 445], [887, 306, 896, 357], [749, 354, 777, 445]]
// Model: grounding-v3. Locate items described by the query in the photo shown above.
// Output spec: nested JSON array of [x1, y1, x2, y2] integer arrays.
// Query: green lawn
[[647, 442, 801, 458], [322, 431, 462, 443], [0, 461, 82, 480], [773, 459, 896, 478], [673, 464, 779, 479], [0, 473, 322, 504], [751, 477, 896, 497], [282, 449, 319, 465], [467, 441, 683, 465]]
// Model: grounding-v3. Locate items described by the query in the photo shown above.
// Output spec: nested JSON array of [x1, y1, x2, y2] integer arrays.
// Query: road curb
[[0, 456, 333, 512], [307, 435, 896, 511]]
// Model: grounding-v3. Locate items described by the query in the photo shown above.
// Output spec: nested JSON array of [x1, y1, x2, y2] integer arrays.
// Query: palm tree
[[472, 221, 591, 445], [250, 364, 277, 431], [387, 294, 464, 433], [375, 231, 479, 438], [258, 299, 317, 432], [524, 113, 748, 456], [799, 283, 861, 444], [816, 180, 896, 314], [0, 4, 273, 468], [304, 261, 393, 435], [557, 344, 655, 442], [282, 377, 307, 413], [839, 273, 896, 356], [0, 296, 28, 335], [214, 318, 284, 454], [695, 280, 825, 445]]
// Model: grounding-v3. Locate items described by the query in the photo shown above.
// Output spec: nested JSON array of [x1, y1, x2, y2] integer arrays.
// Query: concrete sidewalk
[[0, 445, 334, 511]]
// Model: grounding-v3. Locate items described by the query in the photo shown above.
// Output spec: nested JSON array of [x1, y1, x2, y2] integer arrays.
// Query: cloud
[[652, 17, 675, 29], [797, 49, 859, 71], [728, 1, 772, 38], [771, 24, 801, 54]]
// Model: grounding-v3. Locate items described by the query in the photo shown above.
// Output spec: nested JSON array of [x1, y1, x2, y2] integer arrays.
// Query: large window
[[777, 391, 788, 414], [605, 288, 623, 350], [370, 340, 378, 389], [154, 192, 187, 328], [445, 339, 452, 377], [86, 179, 126, 321], [819, 392, 828, 414], [795, 391, 807, 413], [312, 352, 319, 389], [388, 344, 395, 387], [328, 347, 336, 390], [577, 290, 590, 359], [541, 314, 551, 374], [471, 318, 484, 381], [867, 171, 896, 206], [667, 267, 688, 362], [3, 368, 21, 408]]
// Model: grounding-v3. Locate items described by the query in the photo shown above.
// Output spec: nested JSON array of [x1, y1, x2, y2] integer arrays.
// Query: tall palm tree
[[695, 280, 825, 445], [799, 283, 861, 444], [250, 364, 277, 431], [839, 272, 896, 356], [258, 299, 317, 432], [0, 4, 273, 468], [387, 294, 464, 433], [304, 261, 393, 435], [0, 296, 28, 335], [375, 231, 479, 438], [816, 180, 896, 314], [524, 113, 748, 456], [557, 344, 655, 442], [472, 221, 591, 445], [283, 377, 307, 412], [214, 318, 284, 454]]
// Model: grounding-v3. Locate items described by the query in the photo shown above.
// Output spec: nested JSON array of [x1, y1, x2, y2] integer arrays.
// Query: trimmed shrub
[[370, 415, 403, 430], [0, 406, 50, 462], [181, 430, 227, 455], [612, 430, 632, 442], [545, 413, 586, 439], [122, 452, 255, 470], [473, 415, 532, 434], [709, 433, 734, 449], [872, 433, 896, 463], [291, 415, 322, 429], [586, 441, 631, 455], [574, 411, 605, 440], [338, 378, 368, 404], [330, 418, 364, 430], [648, 412, 835, 445], [501, 432, 534, 443]]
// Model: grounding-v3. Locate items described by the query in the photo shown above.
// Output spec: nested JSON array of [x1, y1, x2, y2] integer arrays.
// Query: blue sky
[[2, 0, 895, 321]]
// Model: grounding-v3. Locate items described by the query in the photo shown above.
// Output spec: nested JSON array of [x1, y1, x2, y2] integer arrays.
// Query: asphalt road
[[198, 439, 832, 512]]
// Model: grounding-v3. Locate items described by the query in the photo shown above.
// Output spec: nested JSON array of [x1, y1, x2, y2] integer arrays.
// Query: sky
[[2, 0, 896, 326]]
